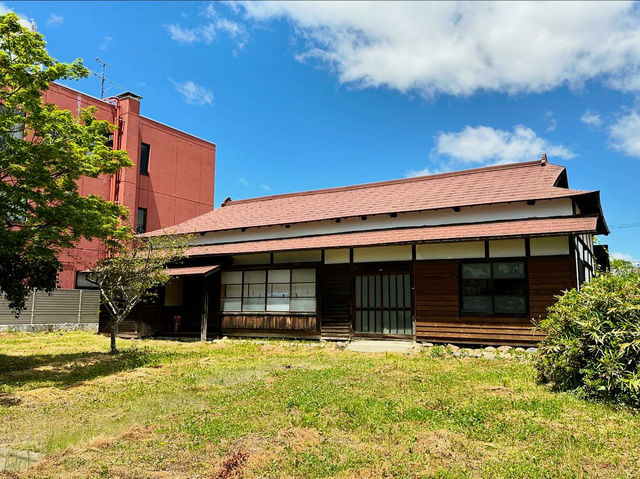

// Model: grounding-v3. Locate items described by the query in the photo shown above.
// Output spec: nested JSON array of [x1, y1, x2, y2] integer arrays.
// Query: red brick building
[[44, 83, 216, 288]]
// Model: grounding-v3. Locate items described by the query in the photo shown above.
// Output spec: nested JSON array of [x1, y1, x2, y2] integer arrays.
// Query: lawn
[[0, 332, 638, 478]]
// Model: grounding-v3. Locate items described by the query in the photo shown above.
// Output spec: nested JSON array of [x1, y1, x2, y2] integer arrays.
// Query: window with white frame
[[221, 268, 316, 313], [575, 235, 594, 287]]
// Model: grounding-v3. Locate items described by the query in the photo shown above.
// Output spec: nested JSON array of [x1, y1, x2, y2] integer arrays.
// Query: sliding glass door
[[354, 273, 413, 337]]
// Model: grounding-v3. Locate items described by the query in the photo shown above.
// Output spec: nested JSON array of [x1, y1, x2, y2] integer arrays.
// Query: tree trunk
[[110, 322, 119, 354]]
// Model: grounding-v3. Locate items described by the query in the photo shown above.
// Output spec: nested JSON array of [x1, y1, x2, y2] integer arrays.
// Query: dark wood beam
[[201, 278, 210, 342]]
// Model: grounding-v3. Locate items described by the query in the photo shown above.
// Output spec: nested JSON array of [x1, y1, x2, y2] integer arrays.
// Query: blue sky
[[5, 1, 640, 260]]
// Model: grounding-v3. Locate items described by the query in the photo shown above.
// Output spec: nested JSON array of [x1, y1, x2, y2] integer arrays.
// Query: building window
[[575, 235, 594, 289], [139, 142, 150, 175], [136, 207, 147, 234], [221, 268, 316, 313], [75, 271, 99, 289], [461, 261, 527, 315]]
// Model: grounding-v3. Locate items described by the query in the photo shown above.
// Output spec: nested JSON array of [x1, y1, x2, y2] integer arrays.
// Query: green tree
[[88, 234, 189, 354], [611, 257, 639, 275], [0, 12, 132, 310]]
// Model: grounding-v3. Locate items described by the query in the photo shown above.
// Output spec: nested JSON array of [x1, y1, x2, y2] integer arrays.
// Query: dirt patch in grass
[[212, 450, 248, 479], [477, 384, 516, 394], [277, 427, 323, 452], [90, 364, 168, 385], [413, 428, 496, 468], [7, 386, 62, 407], [4, 364, 171, 410], [258, 343, 289, 354]]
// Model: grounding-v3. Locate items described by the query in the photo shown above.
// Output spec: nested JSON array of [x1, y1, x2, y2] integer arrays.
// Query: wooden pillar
[[200, 278, 209, 342]]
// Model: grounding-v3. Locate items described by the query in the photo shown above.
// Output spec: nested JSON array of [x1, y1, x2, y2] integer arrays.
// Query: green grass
[[0, 331, 638, 478]]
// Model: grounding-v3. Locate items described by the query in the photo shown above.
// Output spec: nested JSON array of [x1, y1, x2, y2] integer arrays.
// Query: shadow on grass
[[0, 348, 178, 400]]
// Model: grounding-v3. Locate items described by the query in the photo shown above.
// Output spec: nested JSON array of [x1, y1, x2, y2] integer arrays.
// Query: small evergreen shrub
[[535, 272, 640, 407]]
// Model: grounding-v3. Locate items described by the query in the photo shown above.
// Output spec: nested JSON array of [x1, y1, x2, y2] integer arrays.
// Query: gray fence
[[0, 289, 100, 332]]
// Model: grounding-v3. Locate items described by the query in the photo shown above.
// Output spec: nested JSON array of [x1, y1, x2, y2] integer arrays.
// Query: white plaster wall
[[232, 253, 271, 265], [273, 250, 322, 263], [489, 239, 525, 258], [324, 248, 350, 264], [530, 236, 570, 256], [353, 245, 412, 263], [192, 198, 574, 247], [416, 241, 484, 260]]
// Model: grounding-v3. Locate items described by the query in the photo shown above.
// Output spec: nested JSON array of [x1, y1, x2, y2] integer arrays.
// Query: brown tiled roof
[[146, 161, 592, 235], [164, 265, 220, 276], [185, 216, 598, 257]]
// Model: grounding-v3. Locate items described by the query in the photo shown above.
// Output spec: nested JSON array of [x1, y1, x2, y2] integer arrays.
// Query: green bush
[[535, 272, 640, 407]]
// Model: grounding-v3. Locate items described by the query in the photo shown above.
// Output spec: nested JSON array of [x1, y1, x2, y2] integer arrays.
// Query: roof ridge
[[223, 160, 553, 207]]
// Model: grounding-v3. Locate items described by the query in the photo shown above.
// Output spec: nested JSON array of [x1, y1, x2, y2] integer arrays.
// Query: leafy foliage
[[611, 257, 639, 275], [0, 12, 132, 310], [88, 234, 189, 353], [535, 272, 640, 407]]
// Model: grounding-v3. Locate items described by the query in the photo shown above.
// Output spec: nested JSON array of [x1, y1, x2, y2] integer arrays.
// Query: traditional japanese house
[[135, 156, 608, 345]]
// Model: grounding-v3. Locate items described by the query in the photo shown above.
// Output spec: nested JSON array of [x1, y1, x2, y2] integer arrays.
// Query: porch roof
[[164, 265, 220, 276], [185, 216, 598, 257]]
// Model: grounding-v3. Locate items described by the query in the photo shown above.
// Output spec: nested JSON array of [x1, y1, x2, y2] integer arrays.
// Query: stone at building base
[[0, 323, 99, 333]]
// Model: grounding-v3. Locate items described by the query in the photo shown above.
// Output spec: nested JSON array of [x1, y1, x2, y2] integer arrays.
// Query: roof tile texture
[[149, 161, 590, 235], [164, 265, 220, 276]]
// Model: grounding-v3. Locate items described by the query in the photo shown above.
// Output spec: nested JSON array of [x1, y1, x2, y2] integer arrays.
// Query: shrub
[[535, 272, 640, 407]]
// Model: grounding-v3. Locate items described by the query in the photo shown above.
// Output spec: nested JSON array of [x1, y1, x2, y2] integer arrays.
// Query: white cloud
[[407, 124, 573, 178], [608, 111, 640, 159], [168, 78, 213, 106], [238, 178, 249, 187], [167, 4, 246, 48], [545, 111, 557, 133], [240, 2, 640, 97], [405, 166, 450, 178], [432, 125, 575, 165], [46, 13, 63, 27], [167, 23, 216, 44], [100, 36, 113, 51], [216, 17, 243, 38], [581, 110, 602, 128], [260, 184, 273, 191]]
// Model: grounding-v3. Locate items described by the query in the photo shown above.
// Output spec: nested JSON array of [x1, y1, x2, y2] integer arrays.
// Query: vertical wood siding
[[220, 314, 317, 334]]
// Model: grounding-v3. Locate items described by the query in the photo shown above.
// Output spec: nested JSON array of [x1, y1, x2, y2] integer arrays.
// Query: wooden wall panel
[[221, 314, 317, 331], [414, 256, 574, 346], [414, 260, 459, 323], [319, 264, 352, 339], [528, 255, 576, 321], [221, 314, 318, 338]]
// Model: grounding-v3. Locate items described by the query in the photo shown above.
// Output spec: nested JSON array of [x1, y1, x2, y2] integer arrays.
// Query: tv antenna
[[95, 57, 111, 99]]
